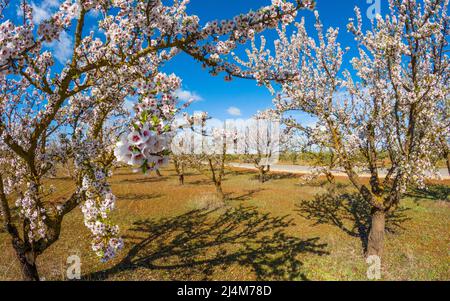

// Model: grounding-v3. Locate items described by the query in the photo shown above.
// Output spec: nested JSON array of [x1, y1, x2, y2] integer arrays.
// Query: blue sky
[[164, 0, 388, 121], [6, 0, 390, 121]]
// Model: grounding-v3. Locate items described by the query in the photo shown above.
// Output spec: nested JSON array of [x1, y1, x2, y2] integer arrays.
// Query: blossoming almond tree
[[188, 125, 237, 201], [169, 112, 210, 185], [236, 0, 449, 257], [0, 0, 313, 280], [241, 116, 280, 183]]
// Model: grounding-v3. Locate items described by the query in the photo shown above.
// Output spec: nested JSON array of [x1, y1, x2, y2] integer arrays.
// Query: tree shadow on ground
[[84, 206, 328, 281], [227, 189, 264, 201], [300, 180, 350, 189], [116, 193, 163, 201], [263, 173, 301, 181], [188, 179, 214, 186], [118, 176, 169, 184], [295, 190, 410, 253], [227, 169, 257, 177], [404, 184, 449, 202]]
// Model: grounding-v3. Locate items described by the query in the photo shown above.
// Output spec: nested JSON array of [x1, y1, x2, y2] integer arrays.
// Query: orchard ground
[[0, 166, 448, 281]]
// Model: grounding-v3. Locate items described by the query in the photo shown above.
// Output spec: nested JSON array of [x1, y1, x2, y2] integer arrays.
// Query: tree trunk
[[179, 174, 184, 185], [14, 246, 39, 281], [215, 183, 225, 201], [367, 208, 386, 257], [259, 168, 265, 183]]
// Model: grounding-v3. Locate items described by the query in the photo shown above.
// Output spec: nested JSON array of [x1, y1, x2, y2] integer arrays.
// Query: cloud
[[31, 3, 51, 23], [45, 31, 73, 64], [174, 89, 203, 102], [17, 1, 72, 64], [227, 106, 242, 117], [28, 0, 61, 24]]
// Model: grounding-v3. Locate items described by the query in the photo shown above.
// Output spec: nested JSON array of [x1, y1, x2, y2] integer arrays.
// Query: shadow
[[227, 169, 258, 177], [51, 176, 74, 181], [300, 179, 350, 189], [118, 177, 169, 184], [296, 190, 410, 253], [84, 206, 328, 281], [173, 171, 197, 177], [228, 189, 264, 201], [116, 193, 163, 201], [189, 179, 213, 186], [263, 173, 301, 181], [405, 184, 449, 202], [113, 169, 141, 176]]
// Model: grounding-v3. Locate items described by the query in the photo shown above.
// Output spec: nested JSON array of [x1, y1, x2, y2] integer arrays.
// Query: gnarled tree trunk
[[257, 165, 270, 183], [366, 208, 386, 257], [258, 168, 265, 183], [215, 183, 225, 201], [14, 246, 39, 281]]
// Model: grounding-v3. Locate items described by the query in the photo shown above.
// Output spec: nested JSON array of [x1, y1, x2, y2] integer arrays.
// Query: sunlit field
[[1, 166, 448, 281]]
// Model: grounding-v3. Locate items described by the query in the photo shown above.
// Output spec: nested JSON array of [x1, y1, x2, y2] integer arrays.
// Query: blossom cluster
[[81, 173, 123, 262], [75, 137, 124, 262], [0, 12, 33, 70], [15, 182, 48, 243], [114, 73, 183, 173], [37, 0, 79, 42]]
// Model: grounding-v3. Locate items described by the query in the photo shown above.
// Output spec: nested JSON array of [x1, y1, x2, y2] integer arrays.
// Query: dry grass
[[0, 166, 449, 281]]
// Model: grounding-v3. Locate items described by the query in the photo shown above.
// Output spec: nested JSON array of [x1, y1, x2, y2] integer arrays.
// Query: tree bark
[[173, 160, 184, 185], [179, 174, 184, 185], [1, 174, 39, 281], [259, 168, 265, 183], [367, 208, 386, 257], [13, 244, 40, 281], [215, 183, 225, 201]]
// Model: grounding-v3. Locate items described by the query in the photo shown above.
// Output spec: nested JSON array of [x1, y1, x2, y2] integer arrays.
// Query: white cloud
[[46, 31, 73, 64], [227, 106, 242, 117], [28, 0, 61, 24], [31, 3, 51, 23], [174, 89, 203, 102]]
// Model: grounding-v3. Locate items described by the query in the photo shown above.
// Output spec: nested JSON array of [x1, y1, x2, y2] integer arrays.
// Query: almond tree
[[0, 0, 312, 280], [241, 116, 280, 183], [169, 113, 205, 185], [171, 141, 188, 185], [237, 0, 449, 257], [280, 129, 307, 165], [185, 120, 236, 201]]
